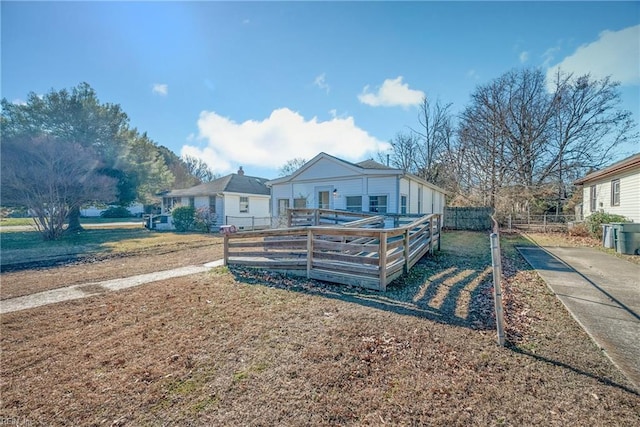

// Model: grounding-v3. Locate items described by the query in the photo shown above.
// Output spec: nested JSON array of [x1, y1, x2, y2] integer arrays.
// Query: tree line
[[381, 68, 637, 216], [1, 83, 215, 240]]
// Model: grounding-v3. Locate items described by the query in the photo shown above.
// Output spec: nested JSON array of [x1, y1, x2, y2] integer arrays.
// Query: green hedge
[[172, 206, 196, 232], [586, 212, 629, 239]]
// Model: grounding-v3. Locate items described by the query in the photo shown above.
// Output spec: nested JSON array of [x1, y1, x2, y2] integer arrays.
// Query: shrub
[[100, 206, 132, 218], [568, 222, 591, 237], [172, 206, 196, 232], [585, 212, 629, 239], [194, 207, 217, 232]]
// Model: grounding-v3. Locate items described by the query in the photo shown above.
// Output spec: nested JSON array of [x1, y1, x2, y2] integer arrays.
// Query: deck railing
[[224, 210, 441, 291]]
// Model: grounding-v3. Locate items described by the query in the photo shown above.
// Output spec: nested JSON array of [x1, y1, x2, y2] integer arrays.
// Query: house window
[[209, 196, 216, 213], [294, 198, 307, 208], [239, 196, 249, 213], [189, 197, 195, 208], [278, 199, 290, 215], [590, 185, 597, 212], [417, 188, 422, 214], [345, 196, 362, 212], [317, 191, 330, 209], [401, 195, 407, 215], [611, 179, 620, 206], [369, 195, 387, 214]]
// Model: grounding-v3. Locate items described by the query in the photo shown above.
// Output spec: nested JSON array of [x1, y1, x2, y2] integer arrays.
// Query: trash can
[[602, 224, 614, 248], [617, 223, 640, 255], [609, 223, 625, 252]]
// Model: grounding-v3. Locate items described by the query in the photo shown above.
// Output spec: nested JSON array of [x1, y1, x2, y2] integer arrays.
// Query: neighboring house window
[[401, 195, 407, 215], [240, 196, 249, 213], [189, 197, 195, 208], [317, 191, 330, 209], [369, 195, 387, 214], [611, 179, 620, 206], [590, 185, 597, 212], [209, 196, 216, 213], [278, 199, 290, 215], [294, 198, 306, 208], [417, 188, 422, 214], [346, 196, 362, 212]]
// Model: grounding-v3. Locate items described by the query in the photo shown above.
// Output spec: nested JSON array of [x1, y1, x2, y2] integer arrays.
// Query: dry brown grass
[[0, 231, 223, 299], [1, 231, 639, 426]]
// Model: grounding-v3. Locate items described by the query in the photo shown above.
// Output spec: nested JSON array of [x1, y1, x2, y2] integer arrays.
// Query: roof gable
[[267, 152, 402, 185]]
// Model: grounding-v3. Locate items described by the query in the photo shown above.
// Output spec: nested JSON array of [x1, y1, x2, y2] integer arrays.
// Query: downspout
[[396, 174, 401, 215], [217, 193, 225, 225]]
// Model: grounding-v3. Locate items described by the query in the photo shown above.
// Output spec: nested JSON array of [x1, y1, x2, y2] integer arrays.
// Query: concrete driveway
[[518, 246, 640, 392]]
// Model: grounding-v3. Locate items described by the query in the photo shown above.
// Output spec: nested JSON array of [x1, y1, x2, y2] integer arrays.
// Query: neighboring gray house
[[267, 152, 447, 222], [159, 167, 271, 230], [574, 153, 640, 223]]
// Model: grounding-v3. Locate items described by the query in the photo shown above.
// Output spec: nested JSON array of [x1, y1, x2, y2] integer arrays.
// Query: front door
[[317, 191, 330, 209]]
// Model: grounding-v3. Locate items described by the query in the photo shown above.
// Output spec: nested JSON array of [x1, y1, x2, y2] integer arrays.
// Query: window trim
[[345, 196, 362, 212], [209, 196, 216, 214], [589, 185, 597, 212], [611, 179, 620, 207], [368, 195, 388, 214], [239, 196, 249, 213], [400, 195, 407, 215], [277, 198, 290, 216]]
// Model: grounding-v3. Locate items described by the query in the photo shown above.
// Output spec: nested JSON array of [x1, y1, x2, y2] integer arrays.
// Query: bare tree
[[411, 96, 454, 184], [278, 158, 307, 177], [1, 136, 116, 240], [182, 154, 218, 182], [378, 132, 419, 172], [545, 71, 638, 214], [454, 67, 637, 213]]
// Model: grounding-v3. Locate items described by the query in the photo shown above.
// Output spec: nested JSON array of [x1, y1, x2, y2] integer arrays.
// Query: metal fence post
[[490, 224, 506, 347]]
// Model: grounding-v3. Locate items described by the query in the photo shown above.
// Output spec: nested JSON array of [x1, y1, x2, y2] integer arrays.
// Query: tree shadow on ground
[[229, 250, 497, 332]]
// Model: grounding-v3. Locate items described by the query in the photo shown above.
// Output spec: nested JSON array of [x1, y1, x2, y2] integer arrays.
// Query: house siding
[[582, 168, 640, 222]]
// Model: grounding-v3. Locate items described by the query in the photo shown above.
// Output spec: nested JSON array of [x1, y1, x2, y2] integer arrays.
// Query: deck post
[[306, 228, 313, 278], [403, 229, 410, 273], [437, 214, 441, 251], [429, 217, 434, 255], [379, 232, 388, 291]]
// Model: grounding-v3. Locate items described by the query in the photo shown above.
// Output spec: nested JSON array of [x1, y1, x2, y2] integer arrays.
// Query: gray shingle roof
[[164, 173, 270, 197]]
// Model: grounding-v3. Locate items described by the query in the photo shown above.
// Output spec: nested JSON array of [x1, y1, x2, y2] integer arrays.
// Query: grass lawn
[[1, 230, 638, 425]]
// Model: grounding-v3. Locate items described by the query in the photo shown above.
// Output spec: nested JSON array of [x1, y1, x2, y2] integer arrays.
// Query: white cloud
[[12, 98, 27, 105], [152, 83, 168, 96], [519, 51, 529, 63], [358, 76, 424, 108], [546, 25, 640, 87], [313, 73, 330, 93], [466, 69, 479, 80], [181, 108, 390, 175]]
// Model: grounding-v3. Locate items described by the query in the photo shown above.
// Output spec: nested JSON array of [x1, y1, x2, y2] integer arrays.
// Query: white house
[[573, 153, 640, 223], [267, 152, 447, 221], [160, 167, 271, 230]]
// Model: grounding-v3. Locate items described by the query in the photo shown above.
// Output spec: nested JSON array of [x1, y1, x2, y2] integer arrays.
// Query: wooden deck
[[224, 209, 441, 291]]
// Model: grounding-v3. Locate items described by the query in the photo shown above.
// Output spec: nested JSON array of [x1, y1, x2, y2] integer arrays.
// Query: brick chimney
[[237, 166, 244, 176]]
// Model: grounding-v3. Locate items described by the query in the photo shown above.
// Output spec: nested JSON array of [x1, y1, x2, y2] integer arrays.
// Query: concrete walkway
[[0, 260, 224, 314], [518, 246, 640, 391]]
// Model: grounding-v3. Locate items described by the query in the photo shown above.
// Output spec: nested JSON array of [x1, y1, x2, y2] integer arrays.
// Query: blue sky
[[2, 1, 639, 180]]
